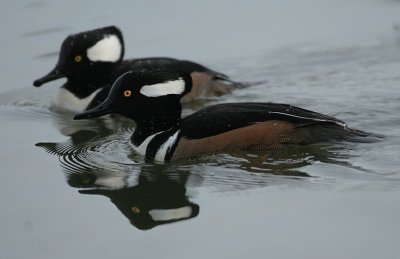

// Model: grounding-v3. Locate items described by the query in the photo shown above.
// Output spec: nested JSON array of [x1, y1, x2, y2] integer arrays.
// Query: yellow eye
[[123, 90, 132, 97], [74, 55, 82, 63], [131, 206, 140, 214]]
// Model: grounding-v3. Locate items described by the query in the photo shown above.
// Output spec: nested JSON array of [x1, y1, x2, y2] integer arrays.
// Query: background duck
[[33, 26, 243, 113]]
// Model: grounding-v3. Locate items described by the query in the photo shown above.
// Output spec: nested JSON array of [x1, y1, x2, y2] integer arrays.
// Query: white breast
[[129, 131, 161, 157], [154, 130, 180, 162], [52, 88, 102, 113]]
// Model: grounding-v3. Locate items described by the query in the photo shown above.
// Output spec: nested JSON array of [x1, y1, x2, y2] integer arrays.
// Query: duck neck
[[63, 62, 120, 98], [131, 103, 182, 146]]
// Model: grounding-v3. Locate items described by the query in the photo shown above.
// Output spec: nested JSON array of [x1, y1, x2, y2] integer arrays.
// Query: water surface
[[1, 0, 400, 258]]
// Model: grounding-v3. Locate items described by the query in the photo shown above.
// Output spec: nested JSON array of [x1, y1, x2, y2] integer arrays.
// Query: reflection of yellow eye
[[123, 90, 132, 97], [81, 176, 90, 184], [74, 55, 82, 62], [131, 206, 140, 214]]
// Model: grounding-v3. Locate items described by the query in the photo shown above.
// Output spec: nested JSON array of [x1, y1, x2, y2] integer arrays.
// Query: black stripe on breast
[[145, 128, 180, 162]]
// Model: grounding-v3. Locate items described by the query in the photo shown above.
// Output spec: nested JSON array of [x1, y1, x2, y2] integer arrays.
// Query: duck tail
[[344, 127, 384, 143]]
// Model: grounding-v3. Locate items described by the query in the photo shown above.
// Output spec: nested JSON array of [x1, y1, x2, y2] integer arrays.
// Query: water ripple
[[0, 88, 54, 117], [37, 127, 139, 180]]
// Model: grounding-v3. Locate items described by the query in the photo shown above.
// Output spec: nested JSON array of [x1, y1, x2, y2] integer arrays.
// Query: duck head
[[74, 69, 193, 125], [33, 26, 124, 86]]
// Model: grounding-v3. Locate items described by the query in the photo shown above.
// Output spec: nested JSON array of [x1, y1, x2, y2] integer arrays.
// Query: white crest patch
[[149, 206, 192, 221], [140, 79, 185, 97], [87, 35, 122, 62]]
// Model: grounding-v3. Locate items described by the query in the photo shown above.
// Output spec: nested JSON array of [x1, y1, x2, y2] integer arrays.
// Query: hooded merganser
[[33, 26, 241, 113], [74, 70, 370, 163]]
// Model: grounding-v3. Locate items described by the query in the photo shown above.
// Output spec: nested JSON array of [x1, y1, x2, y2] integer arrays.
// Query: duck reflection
[[36, 111, 202, 230], [38, 138, 199, 230], [36, 110, 374, 230], [37, 132, 373, 230], [67, 167, 199, 230]]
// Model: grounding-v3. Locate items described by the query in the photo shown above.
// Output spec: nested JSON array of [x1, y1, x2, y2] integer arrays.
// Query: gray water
[[1, 0, 400, 258]]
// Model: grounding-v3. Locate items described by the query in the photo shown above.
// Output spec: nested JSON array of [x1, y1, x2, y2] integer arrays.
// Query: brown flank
[[181, 72, 234, 103], [171, 120, 296, 161]]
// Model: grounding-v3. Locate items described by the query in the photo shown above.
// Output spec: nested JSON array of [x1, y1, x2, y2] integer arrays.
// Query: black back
[[119, 57, 228, 80], [180, 103, 347, 139]]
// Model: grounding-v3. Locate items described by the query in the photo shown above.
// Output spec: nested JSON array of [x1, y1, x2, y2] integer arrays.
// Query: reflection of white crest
[[87, 35, 122, 62], [149, 206, 192, 221], [140, 79, 185, 97]]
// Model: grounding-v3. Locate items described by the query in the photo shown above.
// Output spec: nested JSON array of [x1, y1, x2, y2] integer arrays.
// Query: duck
[[33, 26, 241, 113], [74, 69, 371, 163]]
